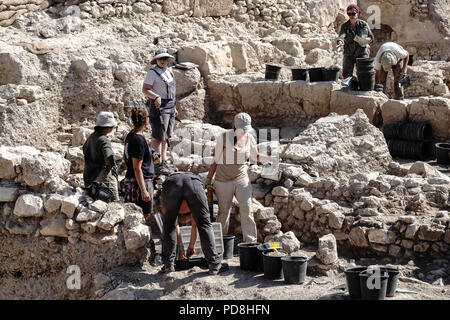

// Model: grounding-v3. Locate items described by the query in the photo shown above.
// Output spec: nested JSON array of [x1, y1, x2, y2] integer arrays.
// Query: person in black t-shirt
[[121, 106, 160, 218]]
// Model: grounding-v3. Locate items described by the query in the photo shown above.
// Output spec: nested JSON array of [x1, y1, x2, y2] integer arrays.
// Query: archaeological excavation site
[[0, 0, 449, 301]]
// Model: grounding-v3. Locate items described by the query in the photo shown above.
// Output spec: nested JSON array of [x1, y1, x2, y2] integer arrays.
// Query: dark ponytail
[[130, 106, 149, 128]]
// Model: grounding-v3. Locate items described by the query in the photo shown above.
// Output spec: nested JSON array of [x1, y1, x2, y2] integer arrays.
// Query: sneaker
[[208, 262, 229, 275], [159, 264, 175, 274]]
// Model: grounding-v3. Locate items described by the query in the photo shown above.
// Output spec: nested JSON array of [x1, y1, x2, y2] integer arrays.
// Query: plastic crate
[[179, 222, 224, 259]]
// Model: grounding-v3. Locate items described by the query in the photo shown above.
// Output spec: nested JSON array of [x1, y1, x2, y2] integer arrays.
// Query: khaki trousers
[[95, 168, 119, 201], [214, 176, 257, 243]]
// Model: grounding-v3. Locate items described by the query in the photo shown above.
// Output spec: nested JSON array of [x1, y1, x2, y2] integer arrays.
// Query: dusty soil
[[99, 238, 450, 300]]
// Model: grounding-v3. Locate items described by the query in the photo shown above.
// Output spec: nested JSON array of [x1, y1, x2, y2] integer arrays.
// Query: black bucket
[[265, 64, 282, 80], [387, 139, 431, 160], [382, 121, 404, 139], [357, 71, 375, 91], [381, 267, 400, 297], [222, 235, 235, 260], [238, 242, 260, 271], [356, 57, 374, 65], [292, 68, 307, 81], [357, 64, 374, 73], [262, 251, 286, 280], [322, 67, 340, 82], [281, 256, 307, 284], [257, 244, 274, 272], [308, 67, 324, 82], [400, 121, 432, 141], [345, 266, 367, 299], [359, 269, 389, 300], [436, 143, 450, 165]]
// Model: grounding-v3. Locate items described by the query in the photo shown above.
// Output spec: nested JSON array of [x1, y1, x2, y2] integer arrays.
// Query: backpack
[[88, 182, 114, 203]]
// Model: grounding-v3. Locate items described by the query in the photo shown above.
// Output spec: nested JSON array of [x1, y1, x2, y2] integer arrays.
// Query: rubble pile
[[0, 146, 150, 299]]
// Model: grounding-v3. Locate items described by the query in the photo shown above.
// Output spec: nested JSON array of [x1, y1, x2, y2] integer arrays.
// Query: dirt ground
[[99, 237, 450, 301]]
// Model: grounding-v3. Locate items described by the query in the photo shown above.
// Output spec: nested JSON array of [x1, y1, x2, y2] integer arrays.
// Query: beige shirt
[[214, 130, 258, 182]]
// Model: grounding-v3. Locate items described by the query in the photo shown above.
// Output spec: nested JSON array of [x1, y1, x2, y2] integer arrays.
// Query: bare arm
[[375, 69, 380, 84], [132, 157, 150, 202], [402, 53, 409, 74], [142, 83, 162, 108], [187, 218, 197, 257]]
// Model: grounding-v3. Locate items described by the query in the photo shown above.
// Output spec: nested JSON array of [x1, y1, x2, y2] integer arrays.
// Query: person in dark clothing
[[83, 111, 119, 201], [121, 106, 160, 218], [336, 4, 374, 78], [160, 172, 226, 275]]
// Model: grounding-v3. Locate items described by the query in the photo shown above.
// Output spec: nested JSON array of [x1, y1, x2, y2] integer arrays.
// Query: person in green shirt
[[336, 4, 375, 78], [82, 111, 119, 201]]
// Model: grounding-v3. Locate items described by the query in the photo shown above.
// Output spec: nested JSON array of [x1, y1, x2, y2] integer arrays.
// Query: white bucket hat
[[151, 48, 174, 64], [234, 112, 257, 138], [380, 51, 397, 72], [96, 111, 118, 127]]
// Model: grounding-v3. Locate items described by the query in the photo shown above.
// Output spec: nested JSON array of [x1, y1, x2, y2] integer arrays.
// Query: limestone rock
[[76, 207, 101, 222], [124, 224, 151, 252], [22, 152, 71, 187], [13, 194, 44, 217], [328, 211, 345, 229], [44, 194, 63, 213], [72, 127, 93, 146], [417, 225, 445, 241], [66, 147, 84, 174], [349, 227, 369, 247], [368, 229, 397, 245], [61, 196, 79, 218], [305, 48, 333, 66], [272, 186, 289, 197], [279, 231, 301, 254], [6, 219, 36, 235], [90, 200, 108, 213], [316, 234, 338, 265], [0, 186, 19, 202], [40, 213, 68, 237], [405, 224, 420, 239], [173, 67, 201, 97], [97, 203, 125, 231], [252, 183, 272, 200], [255, 207, 276, 221], [0, 146, 40, 180]]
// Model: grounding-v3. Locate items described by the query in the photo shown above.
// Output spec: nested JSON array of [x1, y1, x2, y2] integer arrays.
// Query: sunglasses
[[158, 57, 169, 61], [347, 12, 357, 16]]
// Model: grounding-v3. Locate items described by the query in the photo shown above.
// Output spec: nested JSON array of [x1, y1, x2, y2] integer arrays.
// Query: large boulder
[[0, 146, 40, 180], [173, 68, 202, 97], [0, 42, 41, 85], [192, 0, 234, 17], [13, 194, 44, 217], [177, 42, 233, 77], [316, 233, 338, 265], [22, 152, 71, 188]]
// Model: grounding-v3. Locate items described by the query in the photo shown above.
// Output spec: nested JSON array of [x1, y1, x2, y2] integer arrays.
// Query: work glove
[[204, 177, 212, 188]]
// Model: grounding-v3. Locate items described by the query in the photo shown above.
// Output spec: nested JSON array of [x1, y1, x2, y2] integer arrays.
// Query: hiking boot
[[159, 264, 175, 274], [208, 262, 229, 275]]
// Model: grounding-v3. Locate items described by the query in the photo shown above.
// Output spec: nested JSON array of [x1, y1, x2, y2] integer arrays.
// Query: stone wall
[[221, 112, 450, 259], [207, 75, 450, 140], [0, 146, 150, 299]]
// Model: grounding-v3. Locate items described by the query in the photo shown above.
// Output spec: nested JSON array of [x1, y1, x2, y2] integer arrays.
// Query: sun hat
[[151, 48, 174, 64], [380, 51, 397, 72], [234, 112, 257, 139], [347, 4, 360, 14], [96, 111, 118, 127]]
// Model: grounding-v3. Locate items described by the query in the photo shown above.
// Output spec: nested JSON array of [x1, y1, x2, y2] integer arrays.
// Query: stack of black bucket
[[356, 57, 375, 91], [382, 120, 433, 160], [264, 64, 340, 82]]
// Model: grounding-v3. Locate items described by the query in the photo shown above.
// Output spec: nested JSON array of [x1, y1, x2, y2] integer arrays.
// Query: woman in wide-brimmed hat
[[142, 48, 177, 176]]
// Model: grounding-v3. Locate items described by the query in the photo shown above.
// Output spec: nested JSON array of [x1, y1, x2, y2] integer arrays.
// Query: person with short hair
[[374, 42, 409, 100], [205, 113, 276, 243], [336, 4, 374, 78], [121, 106, 160, 219], [160, 172, 226, 275], [142, 48, 177, 175], [83, 111, 119, 201]]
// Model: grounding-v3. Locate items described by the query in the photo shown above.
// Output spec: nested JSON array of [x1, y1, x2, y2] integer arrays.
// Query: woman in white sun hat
[[83, 111, 119, 201], [205, 112, 276, 243], [142, 47, 178, 175]]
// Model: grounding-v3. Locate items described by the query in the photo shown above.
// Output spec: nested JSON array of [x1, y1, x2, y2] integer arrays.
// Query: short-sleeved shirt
[[374, 42, 409, 71], [143, 66, 175, 99], [214, 130, 258, 182], [124, 132, 155, 180], [338, 19, 374, 57]]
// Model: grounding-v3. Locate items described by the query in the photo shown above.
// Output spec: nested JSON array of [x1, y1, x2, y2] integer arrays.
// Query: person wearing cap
[[159, 172, 227, 275], [83, 111, 119, 201], [121, 106, 160, 219], [336, 4, 374, 78], [374, 42, 409, 100], [142, 48, 177, 176], [205, 113, 276, 243]]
